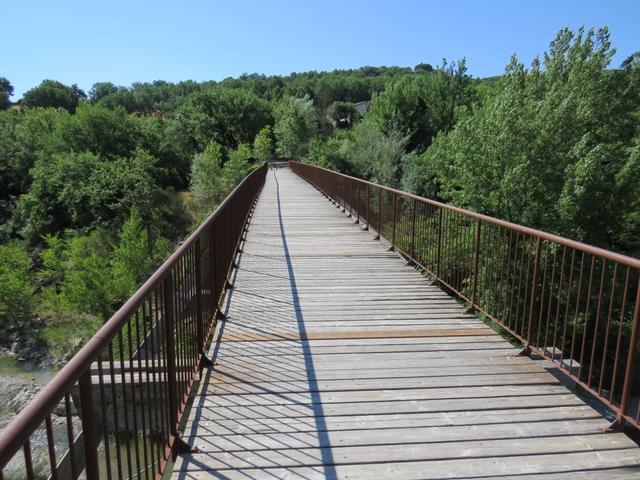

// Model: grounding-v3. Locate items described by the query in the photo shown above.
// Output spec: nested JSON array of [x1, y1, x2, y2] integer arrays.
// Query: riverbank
[[0, 357, 54, 430]]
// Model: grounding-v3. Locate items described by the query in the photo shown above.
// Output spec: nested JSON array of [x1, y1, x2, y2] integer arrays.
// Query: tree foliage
[[2, 25, 639, 361], [21, 80, 86, 113], [222, 144, 254, 191], [274, 96, 317, 158], [0, 241, 34, 345], [341, 120, 409, 186], [403, 27, 640, 255], [327, 101, 360, 129], [367, 60, 474, 152], [111, 208, 171, 301], [173, 87, 271, 152], [0, 77, 13, 109], [253, 125, 275, 159], [14, 149, 162, 241]]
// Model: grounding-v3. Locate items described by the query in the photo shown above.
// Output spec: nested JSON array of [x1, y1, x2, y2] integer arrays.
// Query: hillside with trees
[[0, 26, 638, 364]]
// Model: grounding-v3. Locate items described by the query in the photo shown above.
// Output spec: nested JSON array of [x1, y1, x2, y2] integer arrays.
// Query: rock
[[0, 377, 42, 429]]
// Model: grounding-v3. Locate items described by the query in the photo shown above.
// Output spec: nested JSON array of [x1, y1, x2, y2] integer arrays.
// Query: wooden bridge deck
[[172, 167, 640, 479]]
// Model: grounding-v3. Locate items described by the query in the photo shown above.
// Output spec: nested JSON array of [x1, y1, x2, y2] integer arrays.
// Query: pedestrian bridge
[[1, 163, 640, 479]]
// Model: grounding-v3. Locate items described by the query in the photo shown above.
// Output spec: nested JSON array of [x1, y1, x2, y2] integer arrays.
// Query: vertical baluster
[[163, 273, 179, 441], [436, 208, 443, 279], [194, 238, 204, 362], [524, 238, 542, 351], [79, 369, 100, 479], [470, 219, 482, 307], [410, 199, 416, 261], [617, 281, 640, 426], [390, 192, 397, 250], [375, 188, 382, 240]]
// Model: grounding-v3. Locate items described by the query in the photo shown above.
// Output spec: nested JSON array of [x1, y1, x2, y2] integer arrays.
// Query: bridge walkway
[[172, 167, 640, 479]]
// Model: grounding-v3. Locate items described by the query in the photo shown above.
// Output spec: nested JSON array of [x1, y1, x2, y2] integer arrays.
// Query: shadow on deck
[[171, 167, 640, 479]]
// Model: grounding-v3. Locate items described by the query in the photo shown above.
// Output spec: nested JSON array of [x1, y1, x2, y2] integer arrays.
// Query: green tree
[[173, 87, 271, 152], [0, 241, 35, 345], [342, 120, 409, 186], [273, 95, 317, 158], [41, 232, 112, 320], [304, 134, 350, 171], [21, 80, 86, 113], [404, 27, 639, 254], [414, 63, 434, 73], [89, 82, 120, 101], [111, 208, 171, 301], [0, 108, 63, 233], [327, 101, 360, 129], [253, 125, 275, 159], [14, 149, 161, 241], [367, 59, 474, 153], [0, 77, 13, 109], [190, 141, 224, 221], [57, 103, 144, 158], [222, 144, 254, 191]]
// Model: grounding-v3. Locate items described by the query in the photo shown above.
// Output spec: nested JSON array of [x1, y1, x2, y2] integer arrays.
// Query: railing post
[[375, 188, 382, 240], [365, 185, 370, 230], [342, 178, 346, 212], [436, 208, 443, 278], [470, 219, 481, 306], [410, 199, 416, 261], [79, 370, 100, 480], [194, 238, 204, 358], [163, 273, 179, 437], [210, 225, 218, 317], [617, 281, 640, 427], [350, 179, 354, 216], [523, 237, 542, 354], [356, 182, 360, 224], [390, 192, 397, 251]]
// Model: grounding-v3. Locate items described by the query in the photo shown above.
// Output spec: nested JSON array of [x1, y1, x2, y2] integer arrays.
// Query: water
[[0, 357, 161, 479], [0, 356, 56, 384]]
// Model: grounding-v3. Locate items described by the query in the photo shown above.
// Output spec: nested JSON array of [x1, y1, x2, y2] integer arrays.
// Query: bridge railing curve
[[290, 160, 640, 431], [0, 164, 267, 479]]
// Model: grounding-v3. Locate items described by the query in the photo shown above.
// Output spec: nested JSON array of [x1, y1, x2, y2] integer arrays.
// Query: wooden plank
[[186, 418, 609, 453], [191, 406, 604, 435], [178, 434, 636, 470], [195, 394, 587, 421], [209, 363, 545, 384], [174, 449, 640, 479], [216, 327, 496, 342], [206, 372, 560, 395], [199, 384, 572, 407]]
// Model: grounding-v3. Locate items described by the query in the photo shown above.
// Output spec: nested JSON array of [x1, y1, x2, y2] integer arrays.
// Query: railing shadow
[[273, 169, 338, 479], [174, 169, 337, 478]]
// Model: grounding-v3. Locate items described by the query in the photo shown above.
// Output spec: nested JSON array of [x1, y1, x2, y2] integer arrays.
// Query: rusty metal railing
[[0, 164, 267, 480], [290, 161, 640, 431]]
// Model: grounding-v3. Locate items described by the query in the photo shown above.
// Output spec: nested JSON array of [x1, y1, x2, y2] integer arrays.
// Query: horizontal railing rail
[[290, 161, 640, 431], [0, 163, 267, 480]]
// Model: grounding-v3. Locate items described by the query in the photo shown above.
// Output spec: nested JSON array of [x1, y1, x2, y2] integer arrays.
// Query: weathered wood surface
[[172, 167, 640, 479]]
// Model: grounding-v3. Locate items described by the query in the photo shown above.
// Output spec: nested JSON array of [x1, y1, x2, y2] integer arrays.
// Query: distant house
[[353, 100, 370, 116], [330, 100, 371, 129]]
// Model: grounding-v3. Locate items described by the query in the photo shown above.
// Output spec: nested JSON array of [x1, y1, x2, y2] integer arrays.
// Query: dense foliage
[[0, 26, 637, 363], [402, 28, 640, 257], [21, 80, 86, 113]]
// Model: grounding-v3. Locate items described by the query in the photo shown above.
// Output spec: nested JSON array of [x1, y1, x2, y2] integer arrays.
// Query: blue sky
[[2, 0, 638, 98]]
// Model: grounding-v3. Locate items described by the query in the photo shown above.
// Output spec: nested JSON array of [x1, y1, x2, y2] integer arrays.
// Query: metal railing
[[0, 164, 267, 480], [291, 161, 640, 430]]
